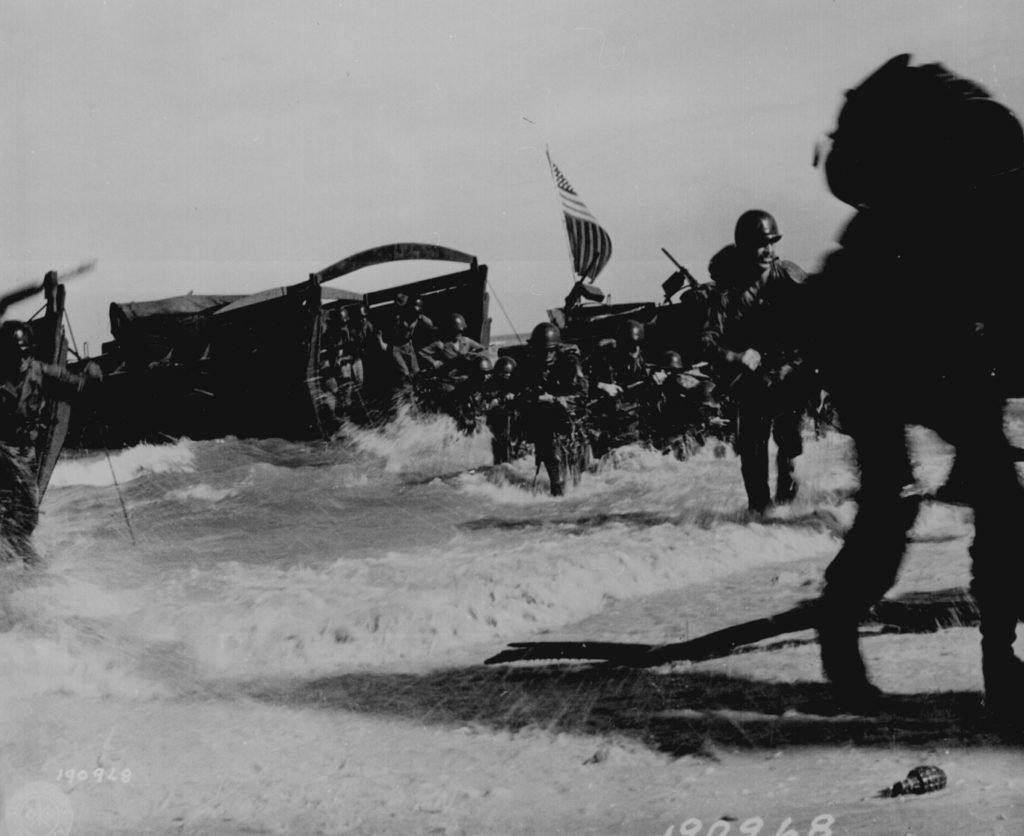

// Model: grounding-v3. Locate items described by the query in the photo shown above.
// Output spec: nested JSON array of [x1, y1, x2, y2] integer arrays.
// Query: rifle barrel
[[0, 261, 97, 316], [661, 248, 684, 270]]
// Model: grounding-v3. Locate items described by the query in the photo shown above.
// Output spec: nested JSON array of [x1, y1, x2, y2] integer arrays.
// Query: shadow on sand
[[244, 589, 1016, 757], [249, 663, 1007, 757]]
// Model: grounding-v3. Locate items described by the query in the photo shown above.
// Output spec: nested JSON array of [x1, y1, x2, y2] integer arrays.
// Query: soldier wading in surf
[[702, 210, 809, 515], [516, 322, 589, 496]]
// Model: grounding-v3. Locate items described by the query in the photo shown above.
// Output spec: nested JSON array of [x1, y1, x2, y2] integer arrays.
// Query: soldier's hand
[[597, 382, 621, 397], [85, 362, 103, 383], [537, 393, 555, 403], [651, 370, 667, 386], [740, 348, 762, 371]]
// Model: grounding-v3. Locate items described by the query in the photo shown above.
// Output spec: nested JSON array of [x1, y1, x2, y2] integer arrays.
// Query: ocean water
[[1, 404, 1015, 833]]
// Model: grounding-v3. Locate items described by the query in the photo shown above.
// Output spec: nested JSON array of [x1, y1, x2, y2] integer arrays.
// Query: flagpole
[[544, 145, 582, 288]]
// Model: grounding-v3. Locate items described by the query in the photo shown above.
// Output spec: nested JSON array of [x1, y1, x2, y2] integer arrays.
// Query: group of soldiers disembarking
[[313, 206, 827, 505], [312, 253, 797, 501]]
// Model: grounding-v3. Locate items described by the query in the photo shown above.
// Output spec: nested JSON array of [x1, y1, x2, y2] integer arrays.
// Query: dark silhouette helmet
[[619, 319, 644, 346], [448, 312, 467, 334], [661, 350, 684, 370], [734, 210, 781, 248], [473, 354, 493, 375], [529, 322, 561, 348], [0, 321, 31, 357], [494, 356, 517, 378], [820, 54, 1024, 209]]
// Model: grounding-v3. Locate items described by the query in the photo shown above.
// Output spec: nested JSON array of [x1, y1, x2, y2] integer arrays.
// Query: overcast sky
[[2, 0, 1022, 350]]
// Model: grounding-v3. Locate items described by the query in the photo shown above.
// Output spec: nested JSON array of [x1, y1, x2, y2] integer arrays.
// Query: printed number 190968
[[663, 815, 835, 836], [56, 767, 132, 785]]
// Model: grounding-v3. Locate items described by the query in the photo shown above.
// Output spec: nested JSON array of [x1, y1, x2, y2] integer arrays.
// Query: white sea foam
[[164, 484, 239, 503], [131, 513, 839, 679], [49, 440, 196, 488], [347, 406, 493, 474], [0, 574, 169, 699]]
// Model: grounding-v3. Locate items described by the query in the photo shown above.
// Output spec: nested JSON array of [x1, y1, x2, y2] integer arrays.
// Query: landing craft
[[67, 243, 490, 447]]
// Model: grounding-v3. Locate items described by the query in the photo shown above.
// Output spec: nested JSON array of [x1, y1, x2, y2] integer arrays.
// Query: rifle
[[0, 261, 97, 319], [660, 248, 698, 302]]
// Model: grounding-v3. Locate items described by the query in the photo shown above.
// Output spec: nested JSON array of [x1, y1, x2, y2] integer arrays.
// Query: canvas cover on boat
[[109, 294, 244, 362], [214, 285, 363, 316]]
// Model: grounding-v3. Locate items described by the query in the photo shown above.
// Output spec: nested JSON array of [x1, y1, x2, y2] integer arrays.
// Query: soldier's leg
[[544, 441, 565, 496], [488, 411, 512, 464], [0, 449, 40, 563], [531, 426, 565, 497], [772, 408, 804, 504], [949, 409, 1024, 724], [818, 421, 919, 700], [735, 399, 771, 513]]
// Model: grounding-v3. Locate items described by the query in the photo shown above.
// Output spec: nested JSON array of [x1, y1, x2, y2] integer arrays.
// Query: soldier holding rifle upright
[[701, 210, 808, 515]]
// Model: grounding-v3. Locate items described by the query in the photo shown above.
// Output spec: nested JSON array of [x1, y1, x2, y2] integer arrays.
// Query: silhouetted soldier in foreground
[[805, 54, 1024, 727], [702, 210, 809, 514]]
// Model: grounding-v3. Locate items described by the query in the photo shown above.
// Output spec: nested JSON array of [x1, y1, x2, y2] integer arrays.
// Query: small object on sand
[[885, 765, 947, 797]]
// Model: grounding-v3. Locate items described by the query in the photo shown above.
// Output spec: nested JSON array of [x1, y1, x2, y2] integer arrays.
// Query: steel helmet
[[448, 312, 467, 334], [473, 354, 493, 375], [734, 210, 781, 248], [0, 321, 31, 357], [619, 319, 644, 346], [529, 322, 561, 348], [494, 356, 517, 378], [661, 350, 684, 370]]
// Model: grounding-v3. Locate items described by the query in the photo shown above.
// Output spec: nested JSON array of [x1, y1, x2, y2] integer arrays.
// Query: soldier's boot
[[774, 454, 799, 505], [544, 456, 566, 497], [817, 603, 882, 712], [742, 467, 772, 516]]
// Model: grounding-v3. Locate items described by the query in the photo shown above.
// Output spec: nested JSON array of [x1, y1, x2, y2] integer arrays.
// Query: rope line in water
[[104, 447, 137, 546]]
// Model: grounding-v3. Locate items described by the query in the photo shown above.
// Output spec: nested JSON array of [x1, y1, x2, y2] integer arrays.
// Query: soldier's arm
[[37, 362, 99, 400], [701, 295, 741, 364]]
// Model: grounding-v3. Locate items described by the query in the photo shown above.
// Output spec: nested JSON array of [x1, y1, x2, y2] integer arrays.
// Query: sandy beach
[[4, 508, 1022, 836]]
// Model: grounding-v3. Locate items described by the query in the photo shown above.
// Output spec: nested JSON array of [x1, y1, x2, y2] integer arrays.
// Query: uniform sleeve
[[778, 260, 808, 285], [700, 291, 732, 365]]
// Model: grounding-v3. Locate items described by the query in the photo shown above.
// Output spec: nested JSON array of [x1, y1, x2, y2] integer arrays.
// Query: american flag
[[547, 152, 613, 282]]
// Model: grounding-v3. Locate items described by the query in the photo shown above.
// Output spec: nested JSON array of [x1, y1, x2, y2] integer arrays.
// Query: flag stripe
[[548, 156, 612, 282]]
